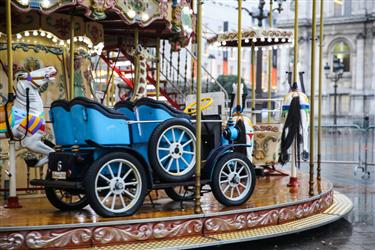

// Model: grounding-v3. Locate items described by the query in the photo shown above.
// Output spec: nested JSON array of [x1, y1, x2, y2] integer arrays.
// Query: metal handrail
[[185, 48, 229, 100], [159, 70, 186, 97]]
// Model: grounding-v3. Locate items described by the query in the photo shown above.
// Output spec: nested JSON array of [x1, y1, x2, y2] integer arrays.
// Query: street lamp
[[324, 57, 345, 125]]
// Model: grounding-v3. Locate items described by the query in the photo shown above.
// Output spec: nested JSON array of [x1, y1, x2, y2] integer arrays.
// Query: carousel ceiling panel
[[208, 27, 293, 48], [0, 10, 104, 45], [10, 0, 170, 27]]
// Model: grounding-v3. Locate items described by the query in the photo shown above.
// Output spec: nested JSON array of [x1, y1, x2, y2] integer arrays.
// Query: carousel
[[0, 0, 352, 250]]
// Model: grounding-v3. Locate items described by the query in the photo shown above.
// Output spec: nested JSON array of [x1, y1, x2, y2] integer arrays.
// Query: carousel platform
[[0, 173, 352, 250]]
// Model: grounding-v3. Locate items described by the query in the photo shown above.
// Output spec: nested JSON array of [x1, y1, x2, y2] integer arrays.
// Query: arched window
[[332, 41, 350, 72]]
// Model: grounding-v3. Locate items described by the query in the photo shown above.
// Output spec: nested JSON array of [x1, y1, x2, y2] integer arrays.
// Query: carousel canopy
[[207, 27, 293, 48], [4, 0, 194, 49]]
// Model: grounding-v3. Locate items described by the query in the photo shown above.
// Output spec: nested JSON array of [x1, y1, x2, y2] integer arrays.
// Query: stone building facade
[[277, 0, 375, 122]]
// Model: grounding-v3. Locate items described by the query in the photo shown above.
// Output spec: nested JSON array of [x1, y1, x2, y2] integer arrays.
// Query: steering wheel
[[184, 97, 213, 115]]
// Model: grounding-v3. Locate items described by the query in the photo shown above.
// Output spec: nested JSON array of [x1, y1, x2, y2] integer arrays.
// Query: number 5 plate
[[52, 171, 66, 180]]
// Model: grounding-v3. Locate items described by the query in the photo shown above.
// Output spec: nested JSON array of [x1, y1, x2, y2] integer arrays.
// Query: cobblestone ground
[[205, 162, 375, 250]]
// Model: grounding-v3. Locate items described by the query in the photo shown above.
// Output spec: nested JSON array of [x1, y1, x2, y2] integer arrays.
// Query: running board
[[30, 179, 84, 190]]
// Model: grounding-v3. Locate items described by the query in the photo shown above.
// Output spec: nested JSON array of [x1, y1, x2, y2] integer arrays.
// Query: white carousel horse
[[126, 44, 156, 102], [0, 66, 57, 167], [231, 84, 254, 162], [279, 86, 310, 164]]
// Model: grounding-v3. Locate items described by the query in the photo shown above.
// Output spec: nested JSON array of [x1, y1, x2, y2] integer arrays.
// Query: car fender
[[204, 144, 253, 180]]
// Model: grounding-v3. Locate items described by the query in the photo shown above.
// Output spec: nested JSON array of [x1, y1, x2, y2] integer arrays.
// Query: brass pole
[[156, 37, 161, 100], [69, 15, 75, 100], [251, 42, 256, 113], [317, 0, 324, 182], [194, 0, 203, 214], [106, 54, 110, 105], [6, 0, 13, 95], [267, 0, 273, 123], [293, 0, 298, 83], [236, 0, 242, 112], [309, 0, 317, 196], [111, 73, 115, 105], [134, 29, 140, 92]]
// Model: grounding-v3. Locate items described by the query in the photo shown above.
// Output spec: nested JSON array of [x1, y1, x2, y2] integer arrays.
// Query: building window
[[334, 0, 344, 16], [332, 41, 350, 72]]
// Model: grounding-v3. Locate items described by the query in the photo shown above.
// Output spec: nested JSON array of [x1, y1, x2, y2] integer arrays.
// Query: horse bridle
[[18, 75, 47, 88]]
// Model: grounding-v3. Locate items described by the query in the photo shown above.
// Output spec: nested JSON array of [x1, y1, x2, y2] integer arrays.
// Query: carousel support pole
[[267, 0, 273, 123], [236, 0, 243, 112], [106, 51, 110, 106], [156, 37, 161, 100], [134, 29, 140, 88], [69, 15, 75, 100], [194, 0, 203, 214], [236, 1, 243, 110], [309, 0, 317, 196], [5, 0, 21, 209], [317, 0, 324, 182], [251, 42, 256, 121], [288, 0, 299, 188]]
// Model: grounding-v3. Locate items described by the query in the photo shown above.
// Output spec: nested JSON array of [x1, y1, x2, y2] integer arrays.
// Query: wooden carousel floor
[[0, 172, 332, 229]]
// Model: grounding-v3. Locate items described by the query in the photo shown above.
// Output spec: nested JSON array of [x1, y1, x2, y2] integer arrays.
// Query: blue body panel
[[70, 104, 130, 145], [50, 106, 74, 145]]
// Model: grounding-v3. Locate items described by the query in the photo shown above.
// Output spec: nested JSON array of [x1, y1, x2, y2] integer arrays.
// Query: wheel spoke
[[101, 191, 113, 204], [222, 183, 230, 194], [221, 171, 229, 177], [107, 164, 115, 178], [235, 186, 241, 196], [239, 182, 247, 189], [178, 131, 186, 143], [239, 175, 248, 180], [122, 169, 132, 181], [111, 194, 117, 210], [160, 153, 171, 163], [166, 158, 174, 171], [124, 190, 135, 199], [162, 135, 172, 145], [124, 181, 138, 186], [97, 185, 111, 191], [182, 150, 194, 155], [220, 179, 229, 184], [158, 147, 170, 151], [237, 166, 244, 175], [225, 164, 233, 173], [99, 174, 111, 183], [171, 128, 176, 143], [119, 194, 126, 208], [117, 163, 123, 178], [180, 156, 189, 167], [230, 187, 234, 198], [176, 159, 180, 173], [233, 161, 238, 173], [182, 139, 193, 148]]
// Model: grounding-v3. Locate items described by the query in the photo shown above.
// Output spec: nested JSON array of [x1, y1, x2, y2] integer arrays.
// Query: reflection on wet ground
[[206, 161, 375, 250]]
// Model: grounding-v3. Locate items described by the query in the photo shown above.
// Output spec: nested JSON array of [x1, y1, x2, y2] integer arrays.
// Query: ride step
[[30, 179, 84, 190]]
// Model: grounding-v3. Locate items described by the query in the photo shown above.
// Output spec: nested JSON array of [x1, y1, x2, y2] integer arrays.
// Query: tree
[[211, 75, 248, 95]]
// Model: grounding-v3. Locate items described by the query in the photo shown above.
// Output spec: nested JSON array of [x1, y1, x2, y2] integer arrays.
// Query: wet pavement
[[205, 161, 375, 250]]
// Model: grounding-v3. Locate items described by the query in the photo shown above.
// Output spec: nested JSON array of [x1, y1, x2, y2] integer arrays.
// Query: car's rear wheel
[[84, 152, 147, 217]]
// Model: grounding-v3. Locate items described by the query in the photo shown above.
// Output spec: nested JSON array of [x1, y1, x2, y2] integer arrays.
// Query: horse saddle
[[0, 101, 14, 134]]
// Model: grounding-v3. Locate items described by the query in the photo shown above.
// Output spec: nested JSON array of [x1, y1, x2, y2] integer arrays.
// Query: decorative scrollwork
[[25, 229, 92, 249], [94, 219, 203, 244], [205, 191, 334, 233], [153, 220, 203, 239], [0, 233, 24, 250], [94, 224, 153, 244]]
